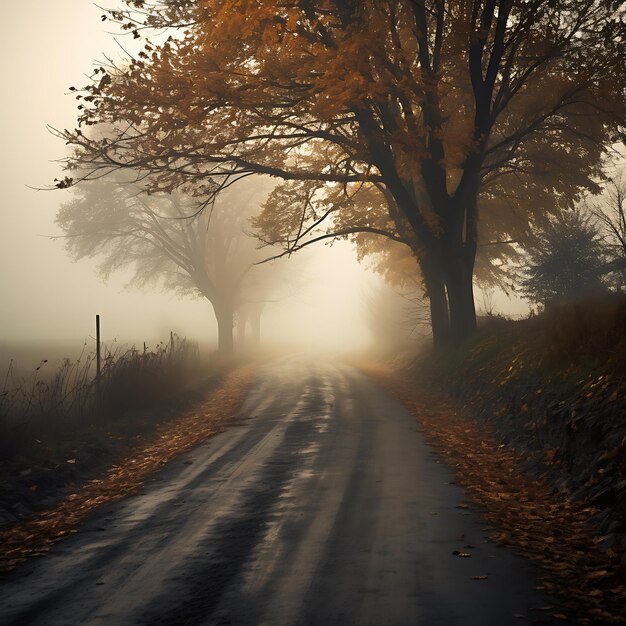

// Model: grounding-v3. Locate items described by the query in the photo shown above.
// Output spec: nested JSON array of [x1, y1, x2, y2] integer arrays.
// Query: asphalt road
[[0, 357, 556, 625]]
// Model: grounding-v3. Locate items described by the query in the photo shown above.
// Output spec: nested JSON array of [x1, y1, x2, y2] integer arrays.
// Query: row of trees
[[55, 1, 625, 349]]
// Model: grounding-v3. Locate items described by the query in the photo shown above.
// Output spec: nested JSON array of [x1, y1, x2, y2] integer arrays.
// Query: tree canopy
[[58, 0, 626, 347]]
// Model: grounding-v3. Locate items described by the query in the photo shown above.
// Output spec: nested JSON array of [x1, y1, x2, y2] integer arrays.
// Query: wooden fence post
[[96, 314, 101, 397]]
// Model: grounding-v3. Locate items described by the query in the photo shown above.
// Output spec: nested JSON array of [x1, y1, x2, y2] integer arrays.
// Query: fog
[[0, 2, 371, 358], [0, 5, 623, 622], [0, 1, 530, 368]]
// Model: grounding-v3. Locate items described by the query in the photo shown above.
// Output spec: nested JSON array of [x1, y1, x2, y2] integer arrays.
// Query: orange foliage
[[61, 1, 625, 339]]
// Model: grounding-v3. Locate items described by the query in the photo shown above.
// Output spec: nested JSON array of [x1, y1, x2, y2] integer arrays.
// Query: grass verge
[[0, 336, 203, 463], [0, 336, 229, 526]]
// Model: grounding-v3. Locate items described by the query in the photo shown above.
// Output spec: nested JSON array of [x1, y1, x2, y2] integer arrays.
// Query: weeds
[[537, 292, 626, 367], [0, 335, 202, 460]]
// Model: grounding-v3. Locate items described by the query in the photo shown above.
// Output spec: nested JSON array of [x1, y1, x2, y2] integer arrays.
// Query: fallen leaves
[[0, 365, 256, 576], [452, 550, 472, 557], [361, 363, 626, 625]]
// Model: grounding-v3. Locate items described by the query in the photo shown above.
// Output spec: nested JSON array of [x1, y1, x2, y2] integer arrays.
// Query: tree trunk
[[236, 311, 248, 349], [250, 309, 261, 348], [444, 257, 477, 343], [420, 255, 451, 350], [214, 304, 234, 357]]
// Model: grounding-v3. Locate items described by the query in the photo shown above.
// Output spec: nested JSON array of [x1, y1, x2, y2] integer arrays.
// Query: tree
[[517, 207, 608, 307], [56, 173, 282, 356], [591, 176, 626, 290], [58, 0, 625, 348], [253, 173, 521, 315]]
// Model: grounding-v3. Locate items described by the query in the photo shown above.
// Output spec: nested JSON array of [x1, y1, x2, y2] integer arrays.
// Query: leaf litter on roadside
[[0, 365, 256, 576], [361, 363, 626, 625]]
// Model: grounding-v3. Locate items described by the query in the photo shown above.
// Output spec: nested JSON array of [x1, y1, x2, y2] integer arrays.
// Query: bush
[[536, 292, 626, 367]]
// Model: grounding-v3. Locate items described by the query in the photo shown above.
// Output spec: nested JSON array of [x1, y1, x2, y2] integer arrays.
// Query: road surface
[[0, 357, 556, 625]]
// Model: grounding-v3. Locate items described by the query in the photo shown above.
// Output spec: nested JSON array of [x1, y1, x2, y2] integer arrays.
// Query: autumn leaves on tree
[[58, 1, 625, 348]]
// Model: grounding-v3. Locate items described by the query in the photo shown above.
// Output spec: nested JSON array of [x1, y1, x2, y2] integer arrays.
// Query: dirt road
[[0, 357, 555, 625]]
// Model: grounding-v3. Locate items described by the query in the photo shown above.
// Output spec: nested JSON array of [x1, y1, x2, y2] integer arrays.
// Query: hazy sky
[[0, 1, 386, 355]]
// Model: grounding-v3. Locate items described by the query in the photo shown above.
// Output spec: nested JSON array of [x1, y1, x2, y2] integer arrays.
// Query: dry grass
[[0, 364, 256, 575], [0, 335, 204, 460], [537, 293, 626, 366]]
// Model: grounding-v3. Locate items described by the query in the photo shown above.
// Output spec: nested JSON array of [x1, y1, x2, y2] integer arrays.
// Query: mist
[[0, 1, 381, 367], [0, 1, 536, 367], [1, 3, 625, 623]]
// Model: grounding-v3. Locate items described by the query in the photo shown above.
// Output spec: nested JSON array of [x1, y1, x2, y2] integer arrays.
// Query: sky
[[0, 1, 382, 357]]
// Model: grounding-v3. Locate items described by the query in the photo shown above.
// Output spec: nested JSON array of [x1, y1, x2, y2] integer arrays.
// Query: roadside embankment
[[362, 294, 626, 623], [421, 295, 626, 541]]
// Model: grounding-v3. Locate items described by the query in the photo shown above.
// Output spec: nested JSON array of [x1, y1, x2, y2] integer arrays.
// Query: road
[[0, 357, 556, 625]]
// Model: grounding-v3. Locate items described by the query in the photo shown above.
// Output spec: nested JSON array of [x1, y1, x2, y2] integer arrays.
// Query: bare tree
[[56, 173, 283, 356], [591, 176, 626, 290]]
